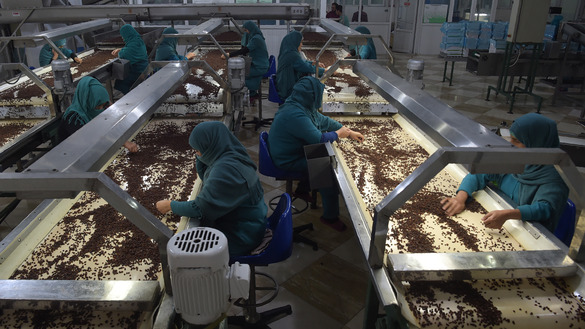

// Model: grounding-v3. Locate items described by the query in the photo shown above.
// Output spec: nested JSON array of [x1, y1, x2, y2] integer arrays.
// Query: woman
[[111, 24, 149, 94], [348, 26, 377, 60], [156, 121, 267, 257], [39, 39, 82, 67], [155, 27, 195, 61], [276, 30, 326, 101], [268, 76, 364, 231], [441, 113, 569, 232], [58, 76, 138, 152], [220, 21, 269, 104]]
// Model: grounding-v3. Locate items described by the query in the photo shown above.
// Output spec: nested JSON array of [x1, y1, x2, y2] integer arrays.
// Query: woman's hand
[[336, 126, 351, 138], [481, 209, 520, 230], [441, 190, 468, 216], [74, 57, 83, 64], [348, 131, 364, 142], [156, 200, 172, 214], [124, 141, 139, 153], [186, 52, 196, 60], [220, 53, 228, 60], [318, 62, 326, 68], [111, 48, 121, 56]]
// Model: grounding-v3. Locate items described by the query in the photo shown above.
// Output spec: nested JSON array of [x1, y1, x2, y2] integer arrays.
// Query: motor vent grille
[[173, 228, 221, 254]]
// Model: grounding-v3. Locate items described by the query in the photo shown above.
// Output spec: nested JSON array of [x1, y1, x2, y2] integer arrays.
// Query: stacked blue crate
[[492, 22, 508, 40], [465, 21, 481, 50], [544, 24, 556, 41], [440, 22, 466, 55], [477, 22, 493, 50]]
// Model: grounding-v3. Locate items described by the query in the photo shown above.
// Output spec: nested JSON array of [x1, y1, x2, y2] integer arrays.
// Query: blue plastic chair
[[263, 55, 276, 78], [554, 199, 576, 247], [258, 131, 318, 250], [228, 193, 293, 328], [268, 74, 284, 105]]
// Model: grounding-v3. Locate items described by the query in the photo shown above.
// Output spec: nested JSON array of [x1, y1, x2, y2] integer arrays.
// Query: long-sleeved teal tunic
[[155, 27, 187, 61], [276, 30, 325, 101], [458, 113, 569, 232], [351, 26, 377, 59], [170, 122, 267, 257], [114, 24, 149, 94], [39, 39, 75, 67], [268, 76, 342, 172], [241, 21, 269, 92], [269, 76, 343, 219]]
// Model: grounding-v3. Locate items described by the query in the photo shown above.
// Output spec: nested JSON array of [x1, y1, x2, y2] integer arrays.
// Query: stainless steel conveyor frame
[[334, 60, 585, 328], [300, 18, 398, 78], [0, 62, 191, 314], [0, 3, 311, 25]]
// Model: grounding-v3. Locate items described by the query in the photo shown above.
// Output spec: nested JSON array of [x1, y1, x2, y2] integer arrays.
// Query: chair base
[[294, 223, 318, 251], [242, 117, 273, 131], [228, 305, 292, 329], [269, 194, 309, 214]]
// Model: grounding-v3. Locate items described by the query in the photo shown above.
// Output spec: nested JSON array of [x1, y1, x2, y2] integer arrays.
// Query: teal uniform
[[39, 39, 75, 66], [458, 113, 569, 232], [268, 76, 343, 219], [350, 26, 377, 59], [242, 21, 269, 94], [58, 76, 110, 141], [155, 27, 188, 61], [114, 24, 149, 94], [170, 122, 268, 257], [275, 30, 325, 101]]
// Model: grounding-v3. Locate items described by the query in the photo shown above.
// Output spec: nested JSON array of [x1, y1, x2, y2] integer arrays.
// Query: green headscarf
[[283, 76, 324, 127], [155, 27, 186, 61], [39, 39, 74, 66], [63, 76, 110, 125], [510, 113, 561, 185]]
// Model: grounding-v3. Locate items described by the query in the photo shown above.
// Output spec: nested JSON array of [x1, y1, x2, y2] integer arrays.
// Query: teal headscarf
[[283, 76, 324, 127], [353, 26, 377, 59], [118, 24, 148, 65], [155, 27, 186, 61], [511, 113, 561, 185], [243, 21, 264, 41], [277, 30, 303, 70], [276, 30, 323, 100], [63, 76, 110, 125], [39, 39, 74, 67], [239, 21, 268, 90], [115, 24, 149, 94], [189, 122, 261, 201]]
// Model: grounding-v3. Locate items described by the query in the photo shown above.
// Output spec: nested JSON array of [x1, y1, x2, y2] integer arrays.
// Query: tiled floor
[[230, 51, 585, 329], [1, 51, 584, 329]]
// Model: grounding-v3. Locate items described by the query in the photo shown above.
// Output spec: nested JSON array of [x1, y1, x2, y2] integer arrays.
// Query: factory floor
[[1, 52, 584, 329], [230, 51, 585, 329]]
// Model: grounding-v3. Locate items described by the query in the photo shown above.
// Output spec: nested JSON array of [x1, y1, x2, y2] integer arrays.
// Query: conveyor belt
[[331, 114, 585, 328], [327, 60, 585, 328]]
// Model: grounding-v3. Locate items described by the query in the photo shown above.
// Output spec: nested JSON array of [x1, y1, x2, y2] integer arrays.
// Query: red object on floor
[[320, 217, 347, 232]]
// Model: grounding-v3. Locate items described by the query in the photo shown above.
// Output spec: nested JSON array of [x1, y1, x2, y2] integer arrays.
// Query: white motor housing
[[228, 57, 246, 90], [167, 227, 250, 325]]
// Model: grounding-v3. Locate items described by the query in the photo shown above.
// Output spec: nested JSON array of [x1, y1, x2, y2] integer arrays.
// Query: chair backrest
[[554, 199, 577, 247], [268, 74, 283, 104], [232, 193, 293, 266], [258, 131, 303, 180], [263, 55, 276, 78]]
